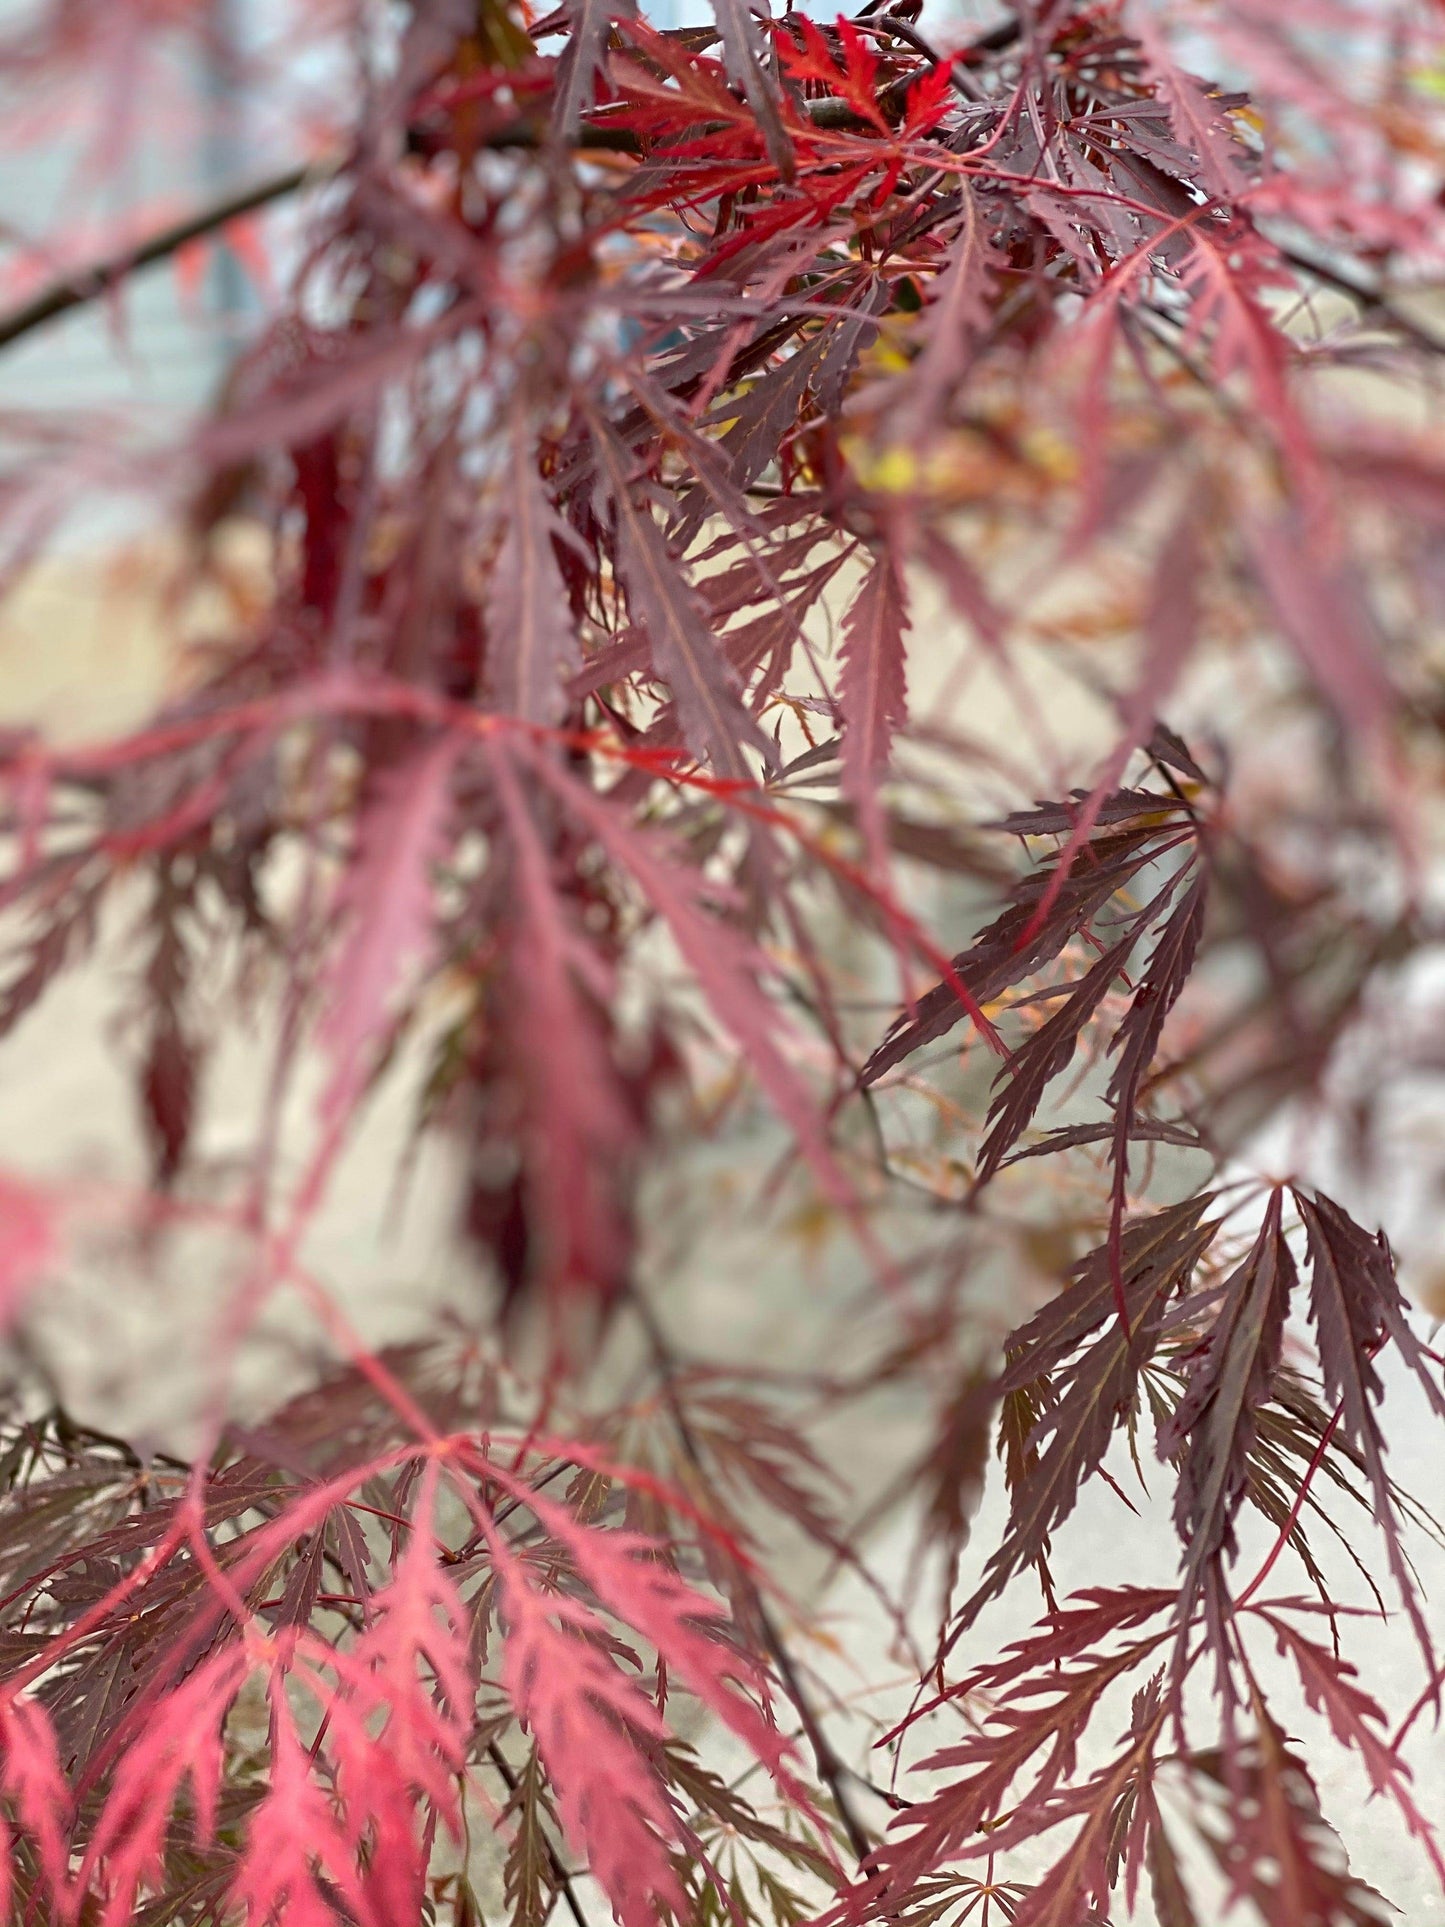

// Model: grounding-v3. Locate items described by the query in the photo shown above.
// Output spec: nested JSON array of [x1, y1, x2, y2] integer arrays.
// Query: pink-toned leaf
[[488, 743, 639, 1310], [320, 736, 458, 1125], [491, 1544, 686, 1927], [0, 1692, 71, 1908], [87, 1648, 248, 1926], [523, 743, 856, 1210], [488, 434, 580, 727], [521, 1485, 792, 1781], [230, 1685, 372, 1927], [328, 1510, 472, 1824], [839, 549, 909, 874]]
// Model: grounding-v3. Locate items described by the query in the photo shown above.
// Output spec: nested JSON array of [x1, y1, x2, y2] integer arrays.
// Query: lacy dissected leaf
[[593, 422, 768, 782], [326, 1506, 472, 1835], [1148, 1812, 1202, 1927], [1296, 1188, 1445, 1418], [229, 1684, 374, 1927], [710, 0, 793, 180], [999, 1117, 1207, 1167], [84, 1647, 249, 1927], [1254, 1609, 1439, 1869], [861, 786, 1199, 1084], [838, 549, 909, 870], [553, 0, 636, 132], [608, 19, 763, 167], [664, 1739, 835, 1886], [519, 1485, 789, 1777], [1130, 12, 1255, 201], [881, 189, 1000, 443], [893, 740, 1208, 1189], [1160, 1190, 1296, 1624], [974, 932, 1135, 1184], [490, 1553, 695, 1927], [1294, 1185, 1445, 1652], [0, 1692, 72, 1917], [958, 1198, 1220, 1625], [989, 1723, 1164, 1927], [856, 1589, 1176, 1917], [18, 1463, 350, 1791], [1105, 871, 1208, 1154], [487, 744, 641, 1314], [667, 1383, 844, 1556], [774, 15, 888, 132], [488, 433, 581, 726], [690, 337, 840, 518], [64, 1468, 466, 1924], [501, 1744, 562, 1927], [1215, 1372, 1376, 1610], [478, 1463, 805, 1926], [320, 736, 458, 1125], [1200, 1712, 1395, 1927]]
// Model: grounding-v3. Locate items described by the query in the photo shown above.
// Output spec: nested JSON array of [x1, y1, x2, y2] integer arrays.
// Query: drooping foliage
[[0, 0, 1444, 1921]]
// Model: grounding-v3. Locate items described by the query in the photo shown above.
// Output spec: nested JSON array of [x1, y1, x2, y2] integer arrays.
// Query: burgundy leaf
[[553, 0, 636, 132], [1132, 15, 1254, 201], [320, 736, 457, 1126], [594, 426, 770, 781], [838, 549, 909, 871], [487, 743, 639, 1314], [862, 786, 1197, 1084], [1160, 1191, 1296, 1623], [488, 435, 580, 727], [958, 1200, 1220, 1625]]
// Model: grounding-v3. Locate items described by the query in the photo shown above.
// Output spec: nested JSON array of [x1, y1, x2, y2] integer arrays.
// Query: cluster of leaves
[[0, 0, 1444, 1920], [0, 1373, 843, 1927]]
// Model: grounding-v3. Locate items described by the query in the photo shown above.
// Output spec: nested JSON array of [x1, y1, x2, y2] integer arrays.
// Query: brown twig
[[11, 11, 1435, 391], [0, 13, 1025, 363], [1271, 237, 1445, 358], [0, 163, 314, 353], [628, 1286, 878, 1870], [485, 1739, 595, 1927]]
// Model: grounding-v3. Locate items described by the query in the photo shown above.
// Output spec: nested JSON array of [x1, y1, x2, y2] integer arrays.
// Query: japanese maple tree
[[0, 0, 1444, 1922]]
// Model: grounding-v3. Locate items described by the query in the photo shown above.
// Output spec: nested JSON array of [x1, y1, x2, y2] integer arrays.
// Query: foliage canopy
[[1, 0, 1444, 1921]]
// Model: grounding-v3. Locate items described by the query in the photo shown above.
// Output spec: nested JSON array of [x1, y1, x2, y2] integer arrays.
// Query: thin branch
[[485, 1740, 595, 1927], [0, 23, 1019, 363], [4, 10, 1440, 376], [1270, 236, 1445, 358], [0, 163, 314, 354], [0, 106, 731, 355], [628, 1286, 878, 1870], [0, 113, 631, 356]]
